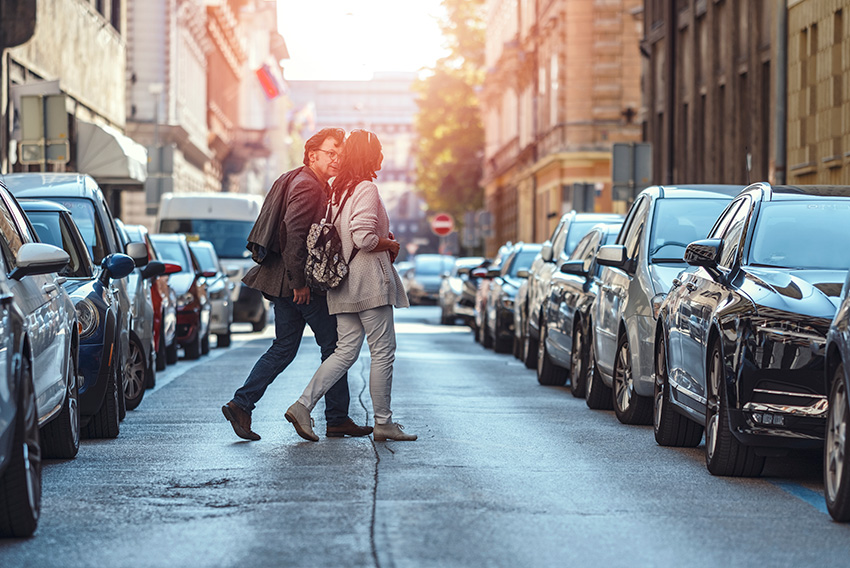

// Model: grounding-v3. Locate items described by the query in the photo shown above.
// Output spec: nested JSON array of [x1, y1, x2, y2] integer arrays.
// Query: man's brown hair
[[303, 128, 346, 166]]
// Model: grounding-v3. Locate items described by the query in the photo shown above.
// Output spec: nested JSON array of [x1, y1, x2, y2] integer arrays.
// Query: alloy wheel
[[613, 339, 633, 412], [570, 326, 584, 394], [705, 347, 722, 462], [124, 340, 146, 405], [654, 335, 666, 434], [827, 375, 847, 503]]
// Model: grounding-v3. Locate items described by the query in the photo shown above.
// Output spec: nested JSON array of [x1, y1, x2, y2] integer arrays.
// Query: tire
[[184, 329, 202, 360], [124, 337, 146, 411], [522, 324, 538, 370], [217, 332, 231, 348], [480, 314, 493, 349], [826, 363, 850, 521], [512, 331, 523, 359], [704, 342, 764, 477], [493, 313, 512, 354], [155, 333, 167, 371], [570, 322, 587, 398], [201, 330, 210, 355], [537, 324, 567, 386], [612, 333, 653, 425], [0, 356, 41, 538], [653, 332, 703, 447], [439, 305, 452, 325], [585, 337, 613, 410], [84, 362, 120, 439], [252, 308, 266, 332], [40, 353, 80, 459], [166, 340, 179, 365]]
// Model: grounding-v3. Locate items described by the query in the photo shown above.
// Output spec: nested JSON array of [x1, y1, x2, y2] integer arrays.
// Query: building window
[[111, 0, 121, 33]]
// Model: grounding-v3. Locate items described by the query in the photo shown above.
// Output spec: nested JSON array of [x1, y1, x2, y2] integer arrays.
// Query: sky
[[276, 0, 449, 81]]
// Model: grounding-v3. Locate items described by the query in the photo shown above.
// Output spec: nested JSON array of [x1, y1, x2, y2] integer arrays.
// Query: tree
[[413, 0, 485, 227]]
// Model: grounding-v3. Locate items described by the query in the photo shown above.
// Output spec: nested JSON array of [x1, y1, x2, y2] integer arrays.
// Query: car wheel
[[201, 330, 210, 355], [522, 323, 538, 370], [653, 332, 702, 447], [570, 322, 587, 398], [84, 360, 120, 439], [826, 363, 850, 521], [705, 342, 764, 477], [537, 324, 566, 386], [493, 312, 512, 354], [124, 337, 146, 411], [40, 352, 80, 459], [612, 333, 653, 425], [585, 336, 613, 410], [217, 332, 232, 348], [184, 330, 202, 360], [0, 356, 41, 538], [155, 333, 167, 371], [512, 331, 523, 359], [166, 340, 179, 365]]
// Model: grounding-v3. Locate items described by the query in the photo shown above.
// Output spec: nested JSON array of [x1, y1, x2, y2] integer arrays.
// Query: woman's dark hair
[[303, 128, 345, 166], [331, 129, 382, 202]]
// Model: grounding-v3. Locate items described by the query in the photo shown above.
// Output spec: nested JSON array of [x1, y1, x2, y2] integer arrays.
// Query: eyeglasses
[[315, 148, 341, 161]]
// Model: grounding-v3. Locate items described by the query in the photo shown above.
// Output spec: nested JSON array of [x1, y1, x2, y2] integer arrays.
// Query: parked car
[[825, 270, 850, 521], [3, 173, 148, 422], [189, 239, 234, 347], [115, 220, 161, 409], [150, 234, 211, 359], [537, 223, 622, 394], [406, 254, 457, 305], [474, 245, 512, 347], [0, 253, 41, 537], [20, 199, 135, 439], [484, 242, 542, 353], [0, 181, 80, 459], [586, 184, 742, 424], [121, 223, 180, 375], [655, 183, 850, 477], [439, 256, 485, 325]]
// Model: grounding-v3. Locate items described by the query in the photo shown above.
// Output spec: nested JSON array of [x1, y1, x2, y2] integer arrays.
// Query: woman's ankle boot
[[373, 422, 417, 441]]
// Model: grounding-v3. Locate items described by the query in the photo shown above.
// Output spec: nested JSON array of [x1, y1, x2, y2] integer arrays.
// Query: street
[[0, 306, 847, 567]]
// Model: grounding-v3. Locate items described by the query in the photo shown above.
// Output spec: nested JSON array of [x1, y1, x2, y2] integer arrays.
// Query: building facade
[[481, 0, 643, 255]]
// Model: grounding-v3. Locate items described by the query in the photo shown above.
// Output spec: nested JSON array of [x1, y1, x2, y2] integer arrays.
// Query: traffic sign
[[431, 212, 454, 236]]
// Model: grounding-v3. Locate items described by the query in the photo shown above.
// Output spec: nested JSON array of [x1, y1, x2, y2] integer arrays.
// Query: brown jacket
[[242, 167, 329, 298]]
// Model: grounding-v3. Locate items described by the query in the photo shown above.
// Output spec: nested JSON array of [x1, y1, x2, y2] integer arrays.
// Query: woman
[[285, 130, 415, 442]]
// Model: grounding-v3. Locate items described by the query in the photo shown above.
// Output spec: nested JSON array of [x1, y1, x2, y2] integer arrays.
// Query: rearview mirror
[[470, 267, 489, 279], [10, 243, 70, 280], [540, 241, 553, 263], [596, 245, 628, 269], [100, 253, 136, 283], [560, 260, 588, 277], [516, 269, 529, 278], [125, 241, 149, 267], [684, 239, 721, 268], [164, 262, 183, 275], [141, 260, 165, 279]]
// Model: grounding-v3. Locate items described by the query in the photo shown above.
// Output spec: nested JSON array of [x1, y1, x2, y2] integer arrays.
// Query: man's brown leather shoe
[[222, 401, 261, 441], [326, 418, 373, 438]]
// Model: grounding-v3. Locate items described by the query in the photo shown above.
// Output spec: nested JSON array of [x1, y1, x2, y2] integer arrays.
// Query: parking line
[[769, 480, 829, 515]]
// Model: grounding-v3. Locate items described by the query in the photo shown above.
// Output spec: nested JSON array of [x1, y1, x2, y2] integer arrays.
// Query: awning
[[76, 120, 147, 185]]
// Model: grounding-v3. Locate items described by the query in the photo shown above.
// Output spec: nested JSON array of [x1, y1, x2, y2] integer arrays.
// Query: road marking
[[769, 480, 829, 515]]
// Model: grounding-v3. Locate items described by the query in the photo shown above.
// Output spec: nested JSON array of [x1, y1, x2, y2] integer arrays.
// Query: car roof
[[150, 233, 186, 242], [19, 198, 72, 213], [768, 184, 850, 199], [572, 212, 624, 221], [643, 184, 744, 199], [1, 172, 102, 199], [188, 239, 215, 249]]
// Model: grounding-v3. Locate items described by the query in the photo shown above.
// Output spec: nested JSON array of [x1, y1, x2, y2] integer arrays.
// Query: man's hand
[[293, 286, 311, 305]]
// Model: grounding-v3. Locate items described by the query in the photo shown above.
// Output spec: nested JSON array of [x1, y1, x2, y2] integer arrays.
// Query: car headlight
[[177, 292, 195, 308], [76, 299, 99, 338]]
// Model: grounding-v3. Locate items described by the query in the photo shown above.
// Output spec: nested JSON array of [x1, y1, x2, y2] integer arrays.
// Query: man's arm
[[282, 178, 323, 295]]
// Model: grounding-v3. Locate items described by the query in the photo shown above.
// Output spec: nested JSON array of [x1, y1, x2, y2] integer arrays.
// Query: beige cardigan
[[326, 181, 409, 314]]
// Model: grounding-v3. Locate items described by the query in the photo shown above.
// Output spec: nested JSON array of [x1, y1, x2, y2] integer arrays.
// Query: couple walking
[[221, 128, 416, 442]]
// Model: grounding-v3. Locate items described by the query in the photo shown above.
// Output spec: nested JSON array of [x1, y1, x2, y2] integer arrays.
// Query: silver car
[[587, 185, 742, 424], [189, 239, 233, 348]]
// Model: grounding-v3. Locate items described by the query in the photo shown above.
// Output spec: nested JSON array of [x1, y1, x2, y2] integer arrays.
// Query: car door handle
[[42, 283, 57, 295], [685, 282, 697, 292], [671, 278, 682, 288]]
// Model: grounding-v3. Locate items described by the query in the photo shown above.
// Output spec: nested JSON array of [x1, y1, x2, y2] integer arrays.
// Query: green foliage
[[413, 0, 485, 223]]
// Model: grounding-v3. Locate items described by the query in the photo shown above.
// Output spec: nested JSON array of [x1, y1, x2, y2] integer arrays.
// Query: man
[[222, 128, 372, 441]]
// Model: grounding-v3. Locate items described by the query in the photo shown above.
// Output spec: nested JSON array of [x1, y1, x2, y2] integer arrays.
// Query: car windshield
[[506, 249, 539, 277], [159, 219, 253, 259], [749, 201, 850, 269], [415, 256, 454, 275], [48, 198, 108, 263], [26, 211, 90, 278], [189, 245, 219, 272], [648, 198, 731, 263], [566, 221, 602, 255], [153, 239, 191, 272]]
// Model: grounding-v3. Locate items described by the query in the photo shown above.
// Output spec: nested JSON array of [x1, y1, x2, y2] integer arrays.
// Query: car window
[[551, 219, 569, 257], [0, 197, 24, 271], [749, 200, 850, 270], [26, 211, 88, 277], [159, 218, 255, 259], [506, 249, 539, 277], [717, 199, 751, 270], [569, 231, 593, 261], [648, 198, 731, 263], [189, 244, 218, 272], [709, 199, 744, 239], [564, 220, 602, 258], [623, 198, 649, 260], [50, 198, 108, 264], [153, 239, 191, 272], [616, 196, 646, 246]]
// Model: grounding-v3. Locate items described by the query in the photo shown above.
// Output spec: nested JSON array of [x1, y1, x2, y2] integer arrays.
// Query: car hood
[[649, 263, 693, 296], [168, 273, 194, 295], [742, 268, 844, 318]]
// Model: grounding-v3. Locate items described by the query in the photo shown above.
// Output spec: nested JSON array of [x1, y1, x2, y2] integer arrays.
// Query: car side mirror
[[201, 270, 218, 278], [125, 241, 149, 267], [540, 241, 553, 262], [10, 243, 70, 280], [516, 269, 529, 278], [684, 239, 722, 268], [596, 245, 628, 269], [470, 267, 489, 279], [486, 268, 501, 278], [141, 260, 166, 279], [164, 262, 183, 275], [560, 259, 588, 277], [99, 253, 135, 284]]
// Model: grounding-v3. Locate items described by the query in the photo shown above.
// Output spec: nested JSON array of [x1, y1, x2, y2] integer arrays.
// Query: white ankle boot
[[285, 402, 318, 442], [373, 422, 417, 441]]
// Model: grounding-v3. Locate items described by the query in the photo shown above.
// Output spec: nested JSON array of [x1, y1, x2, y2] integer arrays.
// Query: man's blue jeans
[[232, 294, 350, 426]]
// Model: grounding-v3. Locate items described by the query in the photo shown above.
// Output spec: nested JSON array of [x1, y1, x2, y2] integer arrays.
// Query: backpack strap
[[331, 189, 359, 262]]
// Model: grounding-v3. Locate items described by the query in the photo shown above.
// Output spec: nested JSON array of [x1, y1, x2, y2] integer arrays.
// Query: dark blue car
[[20, 200, 137, 439]]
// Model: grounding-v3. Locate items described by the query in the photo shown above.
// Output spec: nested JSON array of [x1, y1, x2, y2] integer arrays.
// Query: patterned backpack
[[305, 192, 359, 291]]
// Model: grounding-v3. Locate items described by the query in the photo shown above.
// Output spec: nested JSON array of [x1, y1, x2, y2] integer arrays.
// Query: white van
[[157, 192, 267, 331]]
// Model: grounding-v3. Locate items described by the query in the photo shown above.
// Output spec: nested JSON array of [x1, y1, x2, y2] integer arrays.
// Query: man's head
[[304, 128, 345, 183]]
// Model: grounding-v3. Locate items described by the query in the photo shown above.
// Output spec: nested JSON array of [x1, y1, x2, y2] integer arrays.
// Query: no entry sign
[[431, 213, 454, 236]]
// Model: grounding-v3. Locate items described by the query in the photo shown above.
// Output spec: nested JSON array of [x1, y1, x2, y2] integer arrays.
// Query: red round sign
[[431, 213, 454, 236]]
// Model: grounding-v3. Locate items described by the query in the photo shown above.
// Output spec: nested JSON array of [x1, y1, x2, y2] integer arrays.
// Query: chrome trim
[[755, 325, 826, 346], [743, 399, 828, 418], [669, 377, 708, 405], [752, 388, 827, 400]]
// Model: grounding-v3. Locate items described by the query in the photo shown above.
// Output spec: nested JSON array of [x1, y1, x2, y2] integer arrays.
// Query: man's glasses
[[315, 149, 340, 161]]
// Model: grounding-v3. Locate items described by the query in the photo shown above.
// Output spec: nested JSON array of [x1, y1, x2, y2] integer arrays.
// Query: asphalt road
[[0, 306, 847, 567]]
